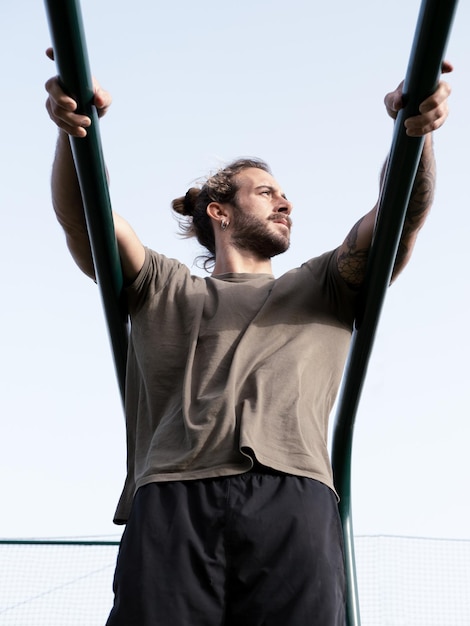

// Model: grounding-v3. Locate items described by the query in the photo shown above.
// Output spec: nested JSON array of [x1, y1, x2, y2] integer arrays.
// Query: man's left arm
[[337, 62, 453, 288], [392, 133, 435, 277]]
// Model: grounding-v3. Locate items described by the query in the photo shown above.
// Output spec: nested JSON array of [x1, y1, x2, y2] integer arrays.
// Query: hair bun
[[183, 189, 195, 215], [171, 187, 200, 217]]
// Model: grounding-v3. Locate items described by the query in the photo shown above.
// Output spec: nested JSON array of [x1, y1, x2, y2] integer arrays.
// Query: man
[[45, 48, 452, 625]]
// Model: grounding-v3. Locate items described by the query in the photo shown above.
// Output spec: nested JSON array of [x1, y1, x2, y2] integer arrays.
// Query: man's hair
[[172, 157, 271, 270]]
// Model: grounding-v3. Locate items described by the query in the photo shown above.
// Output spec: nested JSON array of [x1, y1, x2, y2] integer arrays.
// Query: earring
[[221, 220, 229, 231]]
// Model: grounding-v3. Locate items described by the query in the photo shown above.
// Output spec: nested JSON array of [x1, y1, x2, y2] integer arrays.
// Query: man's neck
[[211, 247, 273, 276]]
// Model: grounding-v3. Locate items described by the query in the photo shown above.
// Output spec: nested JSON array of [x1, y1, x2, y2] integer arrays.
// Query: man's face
[[229, 168, 293, 259]]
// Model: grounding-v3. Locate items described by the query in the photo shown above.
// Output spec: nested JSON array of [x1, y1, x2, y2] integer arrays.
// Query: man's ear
[[207, 201, 230, 225]]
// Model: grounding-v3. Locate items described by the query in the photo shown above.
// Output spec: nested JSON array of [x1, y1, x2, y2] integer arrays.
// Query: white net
[[0, 541, 119, 626], [355, 535, 470, 625], [1, 535, 469, 625]]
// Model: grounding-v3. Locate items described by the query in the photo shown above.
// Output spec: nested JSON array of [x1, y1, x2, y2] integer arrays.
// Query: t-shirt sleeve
[[304, 248, 359, 329], [124, 247, 184, 315]]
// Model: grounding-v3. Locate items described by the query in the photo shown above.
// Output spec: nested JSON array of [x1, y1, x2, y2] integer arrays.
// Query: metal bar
[[44, 0, 128, 405], [331, 1, 459, 624], [42, 0, 459, 620]]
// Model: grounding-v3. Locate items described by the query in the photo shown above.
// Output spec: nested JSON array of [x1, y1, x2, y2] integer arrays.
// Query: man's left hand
[[384, 60, 453, 137]]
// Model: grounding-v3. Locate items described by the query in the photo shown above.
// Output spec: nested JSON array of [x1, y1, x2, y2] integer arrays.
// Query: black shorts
[[106, 468, 346, 625]]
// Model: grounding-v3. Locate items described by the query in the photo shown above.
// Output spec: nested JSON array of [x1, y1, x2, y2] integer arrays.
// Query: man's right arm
[[51, 130, 96, 278], [45, 56, 145, 283]]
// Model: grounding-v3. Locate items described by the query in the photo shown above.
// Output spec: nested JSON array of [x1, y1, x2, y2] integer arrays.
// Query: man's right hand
[[44, 47, 112, 138]]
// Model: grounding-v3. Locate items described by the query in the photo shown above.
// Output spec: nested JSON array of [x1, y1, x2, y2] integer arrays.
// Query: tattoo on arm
[[393, 148, 436, 276], [337, 139, 435, 289], [337, 217, 370, 288]]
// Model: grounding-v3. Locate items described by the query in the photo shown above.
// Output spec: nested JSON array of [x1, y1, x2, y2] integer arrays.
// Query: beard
[[230, 208, 291, 260]]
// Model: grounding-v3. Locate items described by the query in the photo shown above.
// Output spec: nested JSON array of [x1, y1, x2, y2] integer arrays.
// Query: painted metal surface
[[44, 0, 459, 623], [331, 1, 459, 623], [44, 0, 128, 406]]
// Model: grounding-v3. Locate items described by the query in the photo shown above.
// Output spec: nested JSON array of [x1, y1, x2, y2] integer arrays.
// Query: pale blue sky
[[0, 0, 468, 541]]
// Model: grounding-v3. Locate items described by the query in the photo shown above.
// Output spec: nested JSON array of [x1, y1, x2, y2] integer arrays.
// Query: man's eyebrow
[[255, 185, 288, 200]]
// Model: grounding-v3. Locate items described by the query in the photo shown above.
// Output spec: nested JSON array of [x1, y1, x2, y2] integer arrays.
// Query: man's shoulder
[[125, 248, 206, 313]]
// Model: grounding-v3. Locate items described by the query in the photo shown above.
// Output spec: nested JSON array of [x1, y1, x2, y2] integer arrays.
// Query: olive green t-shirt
[[113, 247, 357, 524]]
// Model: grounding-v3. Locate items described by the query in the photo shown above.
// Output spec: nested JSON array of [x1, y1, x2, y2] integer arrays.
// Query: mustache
[[268, 214, 293, 228]]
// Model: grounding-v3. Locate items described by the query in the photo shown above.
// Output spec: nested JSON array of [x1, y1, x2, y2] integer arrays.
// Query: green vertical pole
[[331, 1, 459, 625], [44, 0, 128, 406]]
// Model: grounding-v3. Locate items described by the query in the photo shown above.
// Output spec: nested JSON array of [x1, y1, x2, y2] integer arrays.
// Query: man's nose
[[275, 198, 293, 215]]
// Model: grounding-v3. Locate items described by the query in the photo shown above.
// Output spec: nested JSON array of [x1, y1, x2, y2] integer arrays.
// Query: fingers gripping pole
[[331, 1, 459, 625], [44, 0, 128, 407]]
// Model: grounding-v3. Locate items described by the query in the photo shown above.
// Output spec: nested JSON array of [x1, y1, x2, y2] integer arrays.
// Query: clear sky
[[0, 0, 468, 541]]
